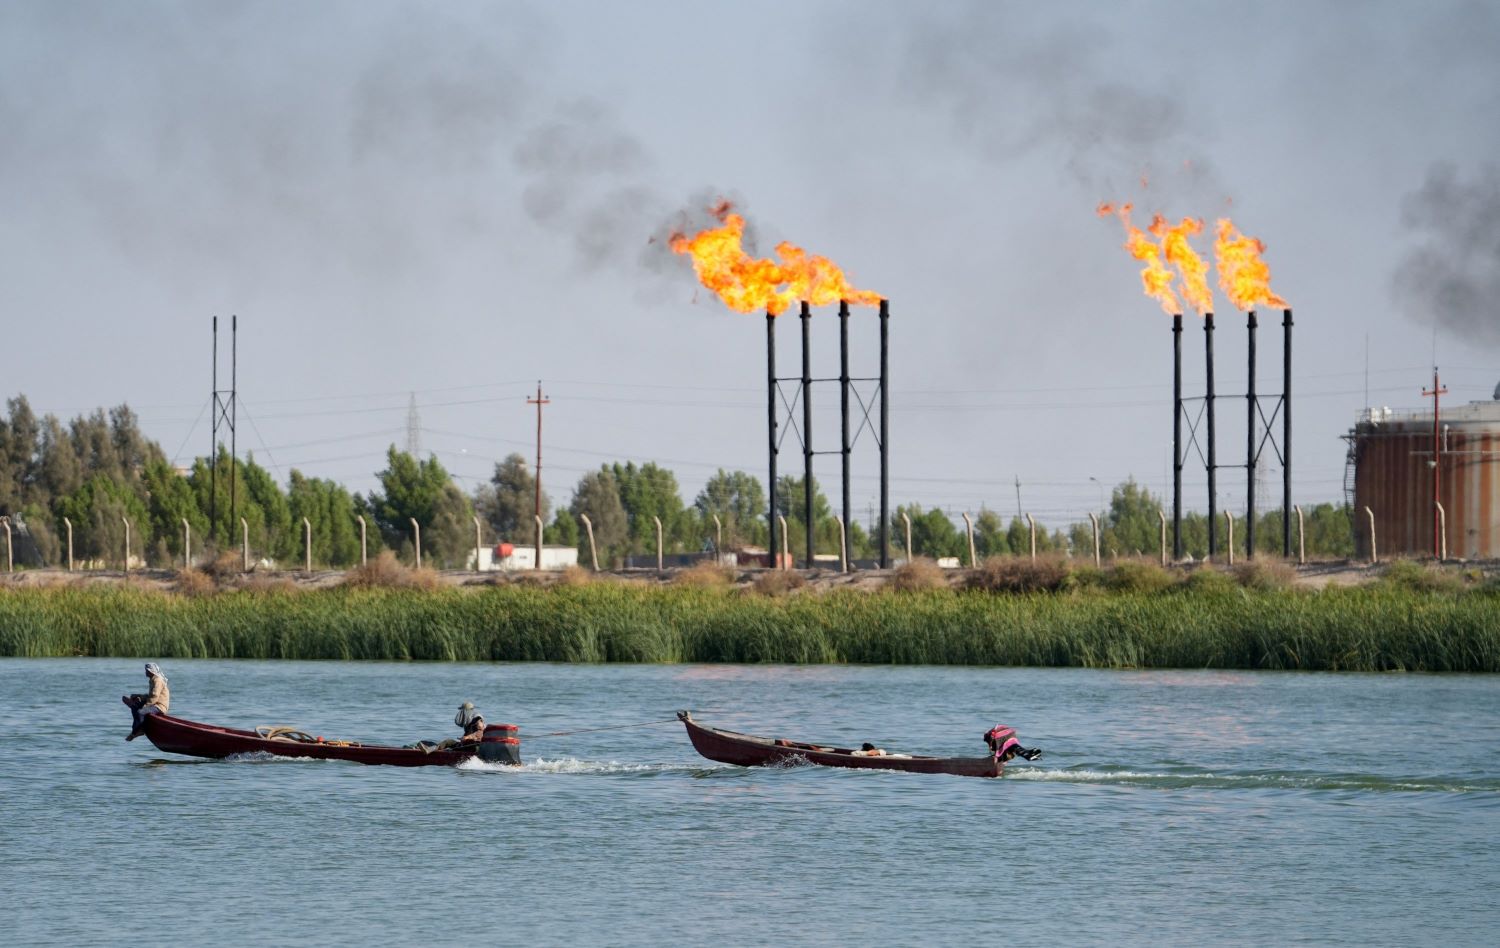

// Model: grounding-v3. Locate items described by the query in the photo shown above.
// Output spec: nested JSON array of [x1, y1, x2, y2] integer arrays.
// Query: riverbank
[[3, 558, 1496, 671]]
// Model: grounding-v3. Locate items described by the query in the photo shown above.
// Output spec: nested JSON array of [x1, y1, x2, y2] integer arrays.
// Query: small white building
[[469, 544, 579, 571]]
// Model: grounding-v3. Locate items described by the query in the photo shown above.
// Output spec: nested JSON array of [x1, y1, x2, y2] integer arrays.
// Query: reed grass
[[2, 579, 1497, 671]]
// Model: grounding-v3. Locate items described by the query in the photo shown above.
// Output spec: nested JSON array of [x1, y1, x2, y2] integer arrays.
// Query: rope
[[521, 717, 680, 741]]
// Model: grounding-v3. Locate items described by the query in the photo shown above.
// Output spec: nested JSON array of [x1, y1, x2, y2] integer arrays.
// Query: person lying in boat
[[851, 742, 887, 757], [984, 724, 1042, 762], [122, 663, 170, 742]]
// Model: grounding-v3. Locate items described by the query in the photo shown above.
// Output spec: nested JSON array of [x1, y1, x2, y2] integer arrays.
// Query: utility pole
[[1422, 368, 1448, 559], [1014, 476, 1022, 519], [528, 382, 550, 567]]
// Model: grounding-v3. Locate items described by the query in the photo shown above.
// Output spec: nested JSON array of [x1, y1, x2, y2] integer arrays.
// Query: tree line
[[0, 395, 1355, 569]]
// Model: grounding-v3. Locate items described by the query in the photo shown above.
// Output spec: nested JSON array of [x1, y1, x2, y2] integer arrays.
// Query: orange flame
[[1099, 202, 1180, 315], [1150, 215, 1214, 315], [670, 203, 881, 315], [1214, 219, 1287, 311]]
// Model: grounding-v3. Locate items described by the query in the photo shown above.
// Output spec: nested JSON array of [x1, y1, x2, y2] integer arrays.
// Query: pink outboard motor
[[984, 724, 1041, 763]]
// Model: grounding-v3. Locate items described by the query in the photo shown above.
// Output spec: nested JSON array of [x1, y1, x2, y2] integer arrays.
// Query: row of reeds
[[4, 570, 1497, 671]]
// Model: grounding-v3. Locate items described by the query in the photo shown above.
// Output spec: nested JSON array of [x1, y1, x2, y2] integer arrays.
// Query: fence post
[[472, 516, 483, 572], [303, 517, 312, 573], [580, 514, 598, 571], [355, 515, 366, 567], [410, 517, 421, 569], [1025, 513, 1037, 564], [778, 514, 789, 570], [122, 517, 131, 575], [1087, 513, 1100, 567], [712, 514, 722, 557], [1158, 510, 1168, 567], [962, 512, 977, 568], [654, 515, 664, 571], [182, 518, 191, 569], [534, 516, 543, 569], [1435, 502, 1448, 562], [3, 520, 10, 572], [64, 517, 73, 571], [835, 516, 848, 572], [241, 517, 249, 572], [1364, 506, 1377, 564], [901, 512, 913, 564], [1225, 511, 1235, 567], [1294, 505, 1305, 565]]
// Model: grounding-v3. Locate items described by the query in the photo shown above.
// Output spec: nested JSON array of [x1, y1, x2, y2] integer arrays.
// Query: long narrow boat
[[676, 710, 1006, 778], [133, 710, 522, 768]]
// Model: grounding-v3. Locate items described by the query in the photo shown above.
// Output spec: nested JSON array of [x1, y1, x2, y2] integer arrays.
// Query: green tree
[[1102, 478, 1166, 557], [143, 457, 208, 566], [569, 469, 628, 567], [53, 474, 150, 565], [974, 507, 1008, 557], [366, 447, 471, 566], [694, 469, 767, 551], [0, 395, 40, 515], [287, 470, 365, 567], [474, 453, 549, 541], [893, 503, 964, 560], [776, 474, 834, 562], [610, 461, 688, 554]]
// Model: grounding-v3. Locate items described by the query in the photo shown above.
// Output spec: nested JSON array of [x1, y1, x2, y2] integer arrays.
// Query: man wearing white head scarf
[[123, 663, 171, 741]]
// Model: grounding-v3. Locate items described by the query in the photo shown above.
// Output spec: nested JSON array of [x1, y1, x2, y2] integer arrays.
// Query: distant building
[[469, 543, 578, 571]]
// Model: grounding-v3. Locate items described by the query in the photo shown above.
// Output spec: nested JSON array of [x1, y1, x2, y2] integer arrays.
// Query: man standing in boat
[[123, 663, 170, 741]]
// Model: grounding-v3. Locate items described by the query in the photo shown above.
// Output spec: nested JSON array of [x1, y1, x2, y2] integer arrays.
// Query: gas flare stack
[[670, 202, 890, 570], [766, 299, 891, 569], [1172, 308, 1293, 561]]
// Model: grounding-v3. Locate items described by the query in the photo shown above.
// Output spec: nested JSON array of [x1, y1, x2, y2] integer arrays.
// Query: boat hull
[[677, 711, 1003, 778], [140, 713, 482, 767]]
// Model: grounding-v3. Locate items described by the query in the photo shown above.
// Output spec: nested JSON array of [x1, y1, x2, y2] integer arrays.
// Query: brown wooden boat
[[677, 710, 1005, 778], [132, 709, 521, 768]]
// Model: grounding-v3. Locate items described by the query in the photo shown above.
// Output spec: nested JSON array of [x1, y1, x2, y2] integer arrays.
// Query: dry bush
[[885, 558, 948, 592], [751, 569, 807, 597], [200, 550, 242, 579], [556, 565, 595, 587], [673, 561, 734, 588], [965, 556, 1071, 593], [1379, 559, 1464, 593], [1233, 559, 1298, 591], [237, 574, 302, 595], [1104, 560, 1178, 594], [1183, 567, 1238, 595], [173, 567, 217, 597], [341, 550, 439, 589]]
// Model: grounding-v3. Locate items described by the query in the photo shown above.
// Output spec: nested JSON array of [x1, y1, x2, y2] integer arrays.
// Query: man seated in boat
[[984, 724, 1042, 762], [430, 702, 486, 749], [122, 663, 170, 741]]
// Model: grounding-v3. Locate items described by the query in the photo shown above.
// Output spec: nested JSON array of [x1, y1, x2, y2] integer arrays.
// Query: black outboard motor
[[476, 723, 522, 765]]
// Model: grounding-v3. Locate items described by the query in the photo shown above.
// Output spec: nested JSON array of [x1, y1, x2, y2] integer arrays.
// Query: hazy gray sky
[[3, 0, 1498, 529]]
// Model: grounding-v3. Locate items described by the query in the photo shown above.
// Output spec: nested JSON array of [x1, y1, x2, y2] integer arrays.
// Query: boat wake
[[1005, 766, 1500, 794], [457, 756, 737, 777]]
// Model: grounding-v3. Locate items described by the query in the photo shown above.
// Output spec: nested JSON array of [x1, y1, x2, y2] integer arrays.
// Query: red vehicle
[[677, 710, 1023, 778], [128, 705, 522, 768]]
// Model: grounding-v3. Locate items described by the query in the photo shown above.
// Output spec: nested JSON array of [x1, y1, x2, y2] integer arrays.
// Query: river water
[[2, 658, 1497, 946]]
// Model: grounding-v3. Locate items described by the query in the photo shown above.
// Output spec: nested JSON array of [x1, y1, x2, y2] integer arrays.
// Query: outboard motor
[[984, 724, 1041, 763], [476, 723, 522, 765]]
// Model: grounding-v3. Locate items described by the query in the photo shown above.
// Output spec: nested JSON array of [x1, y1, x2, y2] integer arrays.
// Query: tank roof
[[1357, 400, 1500, 427]]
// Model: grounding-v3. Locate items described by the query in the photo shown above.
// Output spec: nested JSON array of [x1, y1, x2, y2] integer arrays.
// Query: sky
[[3, 0, 1499, 532]]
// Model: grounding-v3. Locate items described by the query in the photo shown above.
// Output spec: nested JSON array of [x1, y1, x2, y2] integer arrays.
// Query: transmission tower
[[210, 316, 238, 542], [406, 393, 420, 457]]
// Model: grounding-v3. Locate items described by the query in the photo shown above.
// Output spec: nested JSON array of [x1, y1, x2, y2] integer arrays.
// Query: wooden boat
[[676, 710, 1006, 778], [131, 708, 522, 768]]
